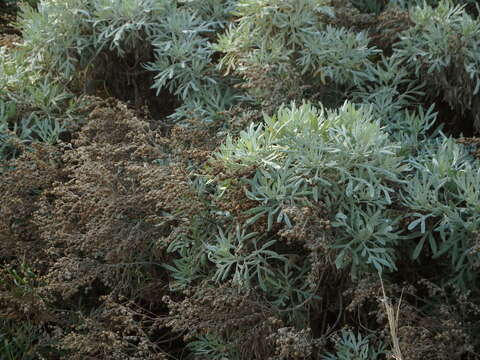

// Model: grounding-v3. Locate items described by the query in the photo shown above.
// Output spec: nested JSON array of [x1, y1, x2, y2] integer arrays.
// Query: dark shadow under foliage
[[81, 47, 180, 121]]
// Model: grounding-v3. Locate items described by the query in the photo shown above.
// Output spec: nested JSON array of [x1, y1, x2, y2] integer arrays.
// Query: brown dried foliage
[[0, 97, 208, 358], [0, 143, 62, 261], [56, 295, 167, 360], [345, 277, 478, 360], [268, 326, 325, 360], [30, 98, 204, 301], [331, 1, 413, 53], [163, 283, 285, 359]]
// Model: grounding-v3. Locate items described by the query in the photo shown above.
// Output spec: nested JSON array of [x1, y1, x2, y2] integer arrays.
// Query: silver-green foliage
[[145, 9, 218, 100], [164, 218, 315, 310], [0, 101, 21, 160], [9, 0, 480, 297], [213, 99, 480, 286], [402, 137, 480, 285], [163, 218, 211, 290], [179, 0, 237, 28], [18, 0, 169, 81], [0, 49, 80, 160], [322, 330, 384, 360], [298, 25, 380, 86], [187, 333, 237, 360], [19, 0, 92, 81], [168, 85, 244, 124], [0, 100, 66, 160], [17, 0, 239, 123], [349, 56, 440, 154], [216, 102, 407, 274], [225, 0, 334, 50], [391, 0, 478, 10], [332, 205, 401, 275], [215, 0, 378, 91], [92, 0, 169, 56], [215, 0, 335, 74], [205, 226, 288, 290], [393, 0, 480, 117]]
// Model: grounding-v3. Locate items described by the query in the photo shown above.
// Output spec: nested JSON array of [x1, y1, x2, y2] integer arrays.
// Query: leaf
[[412, 235, 426, 260], [373, 256, 394, 269], [407, 213, 431, 233], [245, 209, 267, 226], [335, 250, 347, 269], [372, 259, 383, 273], [267, 211, 274, 231], [428, 233, 439, 256]]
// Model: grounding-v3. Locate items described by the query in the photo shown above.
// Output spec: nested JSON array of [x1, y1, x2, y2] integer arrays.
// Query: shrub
[[2, 0, 480, 359], [393, 0, 480, 128]]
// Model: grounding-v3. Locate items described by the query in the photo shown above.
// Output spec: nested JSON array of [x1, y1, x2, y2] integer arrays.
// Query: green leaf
[[412, 235, 426, 260]]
